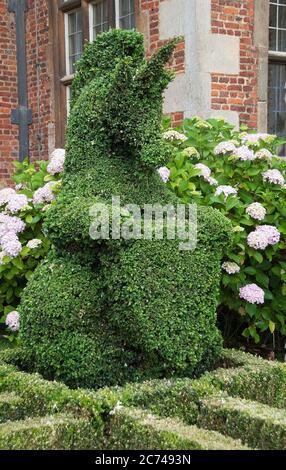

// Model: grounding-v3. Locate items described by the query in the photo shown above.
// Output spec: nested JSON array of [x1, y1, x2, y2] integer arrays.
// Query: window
[[269, 0, 286, 52], [90, 1, 109, 40], [269, 1, 286, 153], [118, 0, 135, 29], [65, 8, 83, 75], [89, 0, 135, 41]]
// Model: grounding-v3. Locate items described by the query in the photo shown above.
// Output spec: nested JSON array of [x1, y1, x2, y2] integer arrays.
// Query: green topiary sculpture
[[19, 30, 232, 388]]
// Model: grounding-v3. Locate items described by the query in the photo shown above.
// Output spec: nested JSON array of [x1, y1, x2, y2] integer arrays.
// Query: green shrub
[[19, 30, 231, 388], [166, 116, 286, 343], [0, 158, 62, 342]]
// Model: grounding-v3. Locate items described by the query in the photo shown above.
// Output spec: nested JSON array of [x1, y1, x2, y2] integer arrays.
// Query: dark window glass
[[67, 9, 83, 74], [119, 0, 135, 29], [268, 62, 286, 154]]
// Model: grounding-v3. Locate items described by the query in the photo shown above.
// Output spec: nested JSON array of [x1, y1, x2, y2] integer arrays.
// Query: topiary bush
[[165, 115, 286, 343], [0, 152, 64, 342], [19, 30, 231, 388]]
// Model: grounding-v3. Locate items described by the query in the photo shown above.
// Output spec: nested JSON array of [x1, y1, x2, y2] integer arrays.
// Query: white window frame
[[89, 0, 109, 41]]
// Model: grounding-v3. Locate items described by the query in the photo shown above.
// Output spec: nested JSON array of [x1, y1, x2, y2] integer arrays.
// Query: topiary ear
[[135, 38, 180, 93]]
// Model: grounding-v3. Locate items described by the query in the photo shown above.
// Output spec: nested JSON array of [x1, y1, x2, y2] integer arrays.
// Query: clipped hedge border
[[199, 396, 286, 450], [106, 407, 249, 450], [0, 414, 98, 450], [0, 348, 285, 450]]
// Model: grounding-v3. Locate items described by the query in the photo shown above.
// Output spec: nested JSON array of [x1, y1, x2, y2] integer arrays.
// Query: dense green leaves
[[167, 116, 286, 342], [0, 160, 61, 342]]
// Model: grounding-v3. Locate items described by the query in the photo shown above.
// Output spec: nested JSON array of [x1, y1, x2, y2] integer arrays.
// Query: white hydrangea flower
[[27, 239, 42, 249], [6, 194, 29, 213], [215, 185, 238, 200], [205, 176, 218, 186], [0, 188, 16, 206], [194, 119, 212, 129], [246, 203, 266, 221], [182, 147, 200, 159], [194, 163, 211, 178], [222, 262, 240, 275], [241, 133, 275, 146], [255, 149, 273, 160], [233, 145, 255, 161], [163, 130, 188, 142], [214, 141, 237, 155]]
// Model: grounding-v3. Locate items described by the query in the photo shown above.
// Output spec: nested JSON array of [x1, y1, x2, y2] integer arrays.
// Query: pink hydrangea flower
[[0, 214, 25, 237], [6, 194, 29, 213], [33, 182, 56, 205], [47, 148, 65, 175], [27, 239, 42, 249], [157, 166, 170, 183], [256, 225, 280, 246], [263, 169, 285, 186], [215, 185, 238, 200], [247, 230, 269, 250], [5, 311, 20, 332], [0, 232, 22, 258], [234, 145, 255, 161], [247, 225, 280, 250], [239, 284, 265, 305], [246, 203, 266, 221]]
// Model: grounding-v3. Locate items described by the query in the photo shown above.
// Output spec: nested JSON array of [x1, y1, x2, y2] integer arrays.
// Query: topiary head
[[72, 29, 146, 105], [66, 30, 179, 171]]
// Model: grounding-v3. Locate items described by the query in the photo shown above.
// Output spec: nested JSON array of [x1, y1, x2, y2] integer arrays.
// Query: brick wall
[[0, 0, 52, 187], [211, 0, 259, 128], [26, 0, 53, 162], [0, 1, 18, 186]]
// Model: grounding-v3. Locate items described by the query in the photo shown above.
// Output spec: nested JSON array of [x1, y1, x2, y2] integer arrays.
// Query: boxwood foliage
[[19, 30, 231, 388]]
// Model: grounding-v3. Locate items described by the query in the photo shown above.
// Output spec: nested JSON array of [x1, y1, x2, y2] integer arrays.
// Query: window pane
[[278, 29, 286, 51], [120, 0, 130, 17], [278, 5, 286, 28], [270, 4, 277, 28], [269, 28, 277, 51], [92, 1, 109, 39], [119, 0, 135, 30], [268, 62, 286, 154], [66, 9, 83, 74]]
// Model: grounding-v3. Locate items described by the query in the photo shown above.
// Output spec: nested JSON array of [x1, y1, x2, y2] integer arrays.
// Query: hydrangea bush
[[165, 116, 286, 343], [0, 150, 64, 340]]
